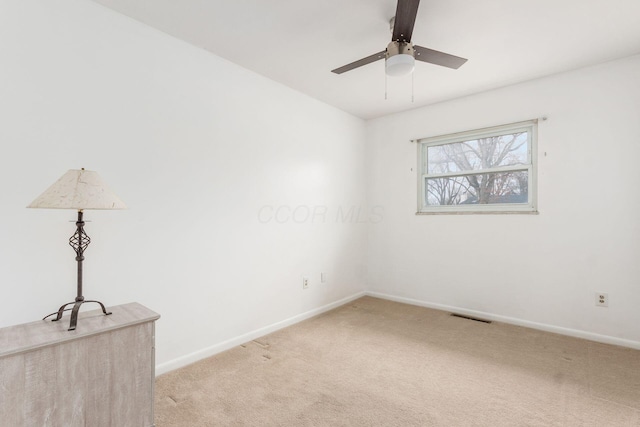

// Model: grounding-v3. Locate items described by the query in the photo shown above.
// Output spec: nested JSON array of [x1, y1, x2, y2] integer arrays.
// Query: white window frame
[[417, 120, 538, 214]]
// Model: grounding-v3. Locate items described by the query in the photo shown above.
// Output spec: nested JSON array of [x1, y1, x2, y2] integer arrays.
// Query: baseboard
[[366, 291, 640, 350], [155, 291, 366, 375]]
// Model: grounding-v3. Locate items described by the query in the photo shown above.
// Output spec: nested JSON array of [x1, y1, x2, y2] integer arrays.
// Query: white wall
[[366, 55, 640, 346], [0, 0, 367, 371]]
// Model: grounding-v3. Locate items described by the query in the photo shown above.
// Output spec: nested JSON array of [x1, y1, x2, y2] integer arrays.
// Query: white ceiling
[[90, 0, 640, 119]]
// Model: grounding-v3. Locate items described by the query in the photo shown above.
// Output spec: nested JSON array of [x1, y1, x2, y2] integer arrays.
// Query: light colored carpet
[[155, 296, 640, 426]]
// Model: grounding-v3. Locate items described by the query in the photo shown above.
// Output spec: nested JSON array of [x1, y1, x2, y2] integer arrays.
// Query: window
[[417, 120, 537, 214]]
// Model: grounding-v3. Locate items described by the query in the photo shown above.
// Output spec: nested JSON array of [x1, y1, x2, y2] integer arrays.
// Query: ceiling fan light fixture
[[386, 53, 415, 77], [385, 41, 415, 77]]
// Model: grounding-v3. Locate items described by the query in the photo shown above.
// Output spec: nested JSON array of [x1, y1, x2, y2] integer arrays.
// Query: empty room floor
[[155, 297, 640, 426]]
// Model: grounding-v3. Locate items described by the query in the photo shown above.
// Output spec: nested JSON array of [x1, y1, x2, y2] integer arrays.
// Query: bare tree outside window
[[418, 121, 537, 213]]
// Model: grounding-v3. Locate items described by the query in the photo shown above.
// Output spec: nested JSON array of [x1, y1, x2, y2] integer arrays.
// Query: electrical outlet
[[320, 273, 326, 283], [595, 292, 608, 307], [302, 277, 309, 289]]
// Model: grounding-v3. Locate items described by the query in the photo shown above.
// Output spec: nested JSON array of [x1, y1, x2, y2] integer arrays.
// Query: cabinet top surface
[[0, 302, 160, 358]]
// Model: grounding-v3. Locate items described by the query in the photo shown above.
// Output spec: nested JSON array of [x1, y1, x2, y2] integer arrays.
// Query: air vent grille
[[450, 313, 492, 324]]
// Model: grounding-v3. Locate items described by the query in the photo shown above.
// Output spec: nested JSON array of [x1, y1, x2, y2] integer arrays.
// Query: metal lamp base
[[43, 300, 112, 331], [41, 210, 111, 331]]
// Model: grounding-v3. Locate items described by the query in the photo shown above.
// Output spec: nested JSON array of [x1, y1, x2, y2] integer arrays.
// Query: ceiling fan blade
[[413, 45, 468, 69], [331, 50, 386, 74], [392, 0, 420, 42]]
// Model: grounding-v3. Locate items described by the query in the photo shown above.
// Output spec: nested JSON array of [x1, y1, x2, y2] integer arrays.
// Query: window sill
[[416, 210, 539, 215]]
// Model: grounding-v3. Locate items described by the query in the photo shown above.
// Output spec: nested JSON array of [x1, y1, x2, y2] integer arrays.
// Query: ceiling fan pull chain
[[385, 71, 388, 100], [411, 71, 414, 103]]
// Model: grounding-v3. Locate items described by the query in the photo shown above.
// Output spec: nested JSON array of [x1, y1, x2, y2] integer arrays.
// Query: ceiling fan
[[331, 0, 467, 77]]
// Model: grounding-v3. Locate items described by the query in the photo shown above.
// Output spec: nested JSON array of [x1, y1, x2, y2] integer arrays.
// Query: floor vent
[[450, 313, 492, 324]]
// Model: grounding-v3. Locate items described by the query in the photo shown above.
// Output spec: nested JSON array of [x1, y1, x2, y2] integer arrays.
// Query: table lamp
[[28, 168, 127, 331]]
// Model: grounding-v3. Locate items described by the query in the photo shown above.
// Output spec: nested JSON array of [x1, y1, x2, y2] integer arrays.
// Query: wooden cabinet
[[0, 303, 160, 427]]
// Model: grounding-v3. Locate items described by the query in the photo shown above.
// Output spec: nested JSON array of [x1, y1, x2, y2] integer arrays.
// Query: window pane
[[427, 132, 529, 174], [425, 171, 528, 206]]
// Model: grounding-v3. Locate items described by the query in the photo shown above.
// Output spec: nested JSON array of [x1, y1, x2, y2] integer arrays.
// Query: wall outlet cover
[[595, 292, 608, 307]]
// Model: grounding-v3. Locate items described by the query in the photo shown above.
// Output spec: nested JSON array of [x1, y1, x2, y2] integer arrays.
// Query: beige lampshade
[[27, 169, 127, 210]]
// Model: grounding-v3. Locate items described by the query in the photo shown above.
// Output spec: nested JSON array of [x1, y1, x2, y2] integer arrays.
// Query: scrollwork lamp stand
[[42, 210, 112, 331]]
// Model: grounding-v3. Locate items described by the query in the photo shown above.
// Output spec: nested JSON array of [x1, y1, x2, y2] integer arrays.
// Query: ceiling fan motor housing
[[385, 41, 415, 76]]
